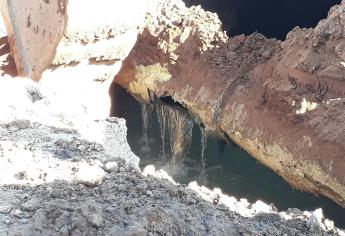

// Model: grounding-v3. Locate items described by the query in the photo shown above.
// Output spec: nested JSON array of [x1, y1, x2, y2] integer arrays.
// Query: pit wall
[[114, 0, 345, 207]]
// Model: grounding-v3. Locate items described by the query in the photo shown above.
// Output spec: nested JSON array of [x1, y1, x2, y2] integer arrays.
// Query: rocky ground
[[0, 0, 345, 235]]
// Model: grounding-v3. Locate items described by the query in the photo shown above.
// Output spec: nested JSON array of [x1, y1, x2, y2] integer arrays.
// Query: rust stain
[[57, 0, 66, 15]]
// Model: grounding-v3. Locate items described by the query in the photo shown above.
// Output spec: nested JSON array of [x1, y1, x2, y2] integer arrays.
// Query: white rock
[[324, 218, 334, 230], [251, 200, 271, 213], [312, 208, 324, 224], [296, 98, 319, 115], [104, 162, 119, 173], [213, 187, 222, 195], [75, 162, 106, 187], [142, 165, 156, 177]]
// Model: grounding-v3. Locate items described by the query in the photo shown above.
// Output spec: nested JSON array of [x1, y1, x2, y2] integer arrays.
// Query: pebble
[[50, 189, 60, 198], [105, 162, 119, 173], [10, 209, 22, 218], [146, 190, 153, 197]]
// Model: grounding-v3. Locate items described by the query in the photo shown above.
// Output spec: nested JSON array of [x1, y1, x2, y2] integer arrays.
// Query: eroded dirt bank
[[115, 0, 345, 207]]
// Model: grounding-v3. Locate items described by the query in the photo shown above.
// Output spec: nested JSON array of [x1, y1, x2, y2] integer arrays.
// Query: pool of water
[[111, 84, 345, 228], [184, 0, 341, 40]]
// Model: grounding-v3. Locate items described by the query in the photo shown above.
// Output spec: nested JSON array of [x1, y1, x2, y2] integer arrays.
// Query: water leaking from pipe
[[139, 103, 153, 153], [156, 104, 167, 159], [155, 102, 193, 164], [200, 126, 208, 184], [111, 85, 345, 228]]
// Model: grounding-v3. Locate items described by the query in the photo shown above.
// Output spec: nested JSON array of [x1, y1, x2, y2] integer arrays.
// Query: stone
[[251, 200, 272, 214], [10, 209, 22, 218], [104, 162, 119, 173], [75, 162, 106, 187], [142, 165, 156, 177], [79, 204, 103, 228]]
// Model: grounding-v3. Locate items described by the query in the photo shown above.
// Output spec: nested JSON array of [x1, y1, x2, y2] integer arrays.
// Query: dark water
[[111, 84, 345, 228], [184, 0, 341, 39]]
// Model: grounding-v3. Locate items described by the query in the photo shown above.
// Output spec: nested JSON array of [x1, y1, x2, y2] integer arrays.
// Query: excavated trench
[[184, 0, 341, 39], [107, 0, 345, 229], [110, 83, 345, 228]]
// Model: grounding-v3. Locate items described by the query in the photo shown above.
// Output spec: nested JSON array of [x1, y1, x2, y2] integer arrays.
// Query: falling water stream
[[155, 103, 194, 163], [111, 86, 345, 228], [140, 103, 153, 152], [200, 127, 208, 184], [155, 105, 167, 159]]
